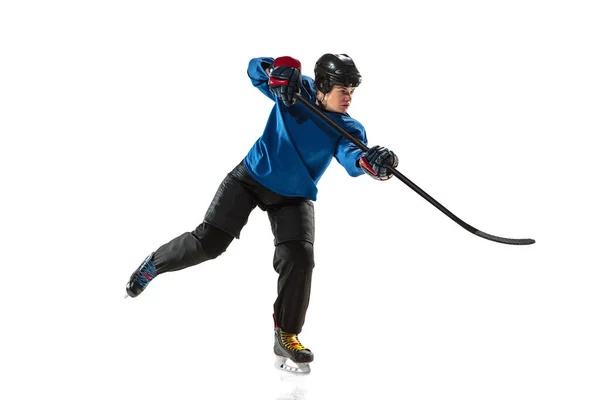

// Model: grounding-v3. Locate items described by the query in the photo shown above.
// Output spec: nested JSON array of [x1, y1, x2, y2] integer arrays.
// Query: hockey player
[[125, 54, 398, 374]]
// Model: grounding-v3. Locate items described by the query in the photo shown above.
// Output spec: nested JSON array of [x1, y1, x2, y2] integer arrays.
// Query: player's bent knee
[[276, 241, 315, 270], [193, 223, 235, 260]]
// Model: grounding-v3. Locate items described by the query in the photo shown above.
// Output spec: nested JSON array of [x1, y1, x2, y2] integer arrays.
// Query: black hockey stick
[[294, 94, 535, 245]]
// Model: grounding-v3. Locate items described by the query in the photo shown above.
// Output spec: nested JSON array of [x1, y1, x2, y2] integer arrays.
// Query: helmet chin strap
[[317, 91, 328, 110]]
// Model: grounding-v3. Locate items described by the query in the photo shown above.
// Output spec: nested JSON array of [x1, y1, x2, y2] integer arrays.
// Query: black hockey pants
[[151, 162, 315, 334]]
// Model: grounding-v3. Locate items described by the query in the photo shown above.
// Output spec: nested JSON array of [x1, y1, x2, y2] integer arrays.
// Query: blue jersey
[[243, 57, 367, 201]]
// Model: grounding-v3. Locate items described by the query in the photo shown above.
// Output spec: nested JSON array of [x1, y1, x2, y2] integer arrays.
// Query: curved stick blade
[[474, 230, 535, 245]]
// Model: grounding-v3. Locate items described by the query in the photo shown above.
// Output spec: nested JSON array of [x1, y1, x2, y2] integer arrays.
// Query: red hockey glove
[[359, 145, 399, 180], [268, 56, 302, 106]]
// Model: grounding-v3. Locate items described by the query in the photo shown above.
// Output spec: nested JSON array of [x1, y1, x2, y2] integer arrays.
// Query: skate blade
[[274, 355, 311, 375], [124, 292, 129, 299]]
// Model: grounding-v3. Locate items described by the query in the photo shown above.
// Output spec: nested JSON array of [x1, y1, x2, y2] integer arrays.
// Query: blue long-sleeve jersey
[[243, 57, 367, 201]]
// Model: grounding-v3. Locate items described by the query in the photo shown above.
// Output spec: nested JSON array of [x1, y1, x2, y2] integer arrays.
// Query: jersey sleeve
[[247, 57, 276, 101], [334, 121, 368, 177]]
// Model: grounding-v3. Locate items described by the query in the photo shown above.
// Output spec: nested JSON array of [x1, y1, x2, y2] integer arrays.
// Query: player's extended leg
[[153, 222, 234, 273], [125, 223, 233, 298], [125, 163, 257, 298]]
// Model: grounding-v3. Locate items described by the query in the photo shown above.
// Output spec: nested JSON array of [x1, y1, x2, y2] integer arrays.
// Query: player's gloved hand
[[268, 56, 302, 106], [359, 145, 399, 180]]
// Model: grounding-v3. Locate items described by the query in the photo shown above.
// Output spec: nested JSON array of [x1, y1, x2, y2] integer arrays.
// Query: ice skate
[[125, 253, 157, 298], [274, 327, 313, 374]]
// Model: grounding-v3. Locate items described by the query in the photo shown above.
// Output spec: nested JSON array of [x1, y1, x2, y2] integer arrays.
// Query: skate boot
[[125, 253, 157, 298], [274, 327, 313, 374]]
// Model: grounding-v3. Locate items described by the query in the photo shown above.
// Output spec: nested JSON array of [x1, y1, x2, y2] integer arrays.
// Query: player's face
[[321, 85, 355, 113]]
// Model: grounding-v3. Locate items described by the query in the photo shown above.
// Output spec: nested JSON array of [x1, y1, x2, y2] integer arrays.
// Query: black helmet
[[314, 53, 362, 94]]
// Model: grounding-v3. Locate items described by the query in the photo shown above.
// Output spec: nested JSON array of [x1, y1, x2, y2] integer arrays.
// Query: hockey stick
[[294, 94, 535, 245]]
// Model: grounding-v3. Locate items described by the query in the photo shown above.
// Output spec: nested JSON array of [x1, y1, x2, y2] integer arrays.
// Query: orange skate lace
[[281, 331, 308, 352]]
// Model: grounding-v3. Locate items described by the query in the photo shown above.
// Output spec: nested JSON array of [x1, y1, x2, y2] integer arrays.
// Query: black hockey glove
[[268, 56, 302, 106], [359, 145, 399, 181]]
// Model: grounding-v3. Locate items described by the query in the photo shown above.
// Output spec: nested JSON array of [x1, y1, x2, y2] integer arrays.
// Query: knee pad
[[273, 241, 315, 272], [192, 222, 234, 260]]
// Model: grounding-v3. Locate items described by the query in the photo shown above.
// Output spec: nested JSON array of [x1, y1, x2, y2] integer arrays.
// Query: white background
[[1, 1, 598, 399]]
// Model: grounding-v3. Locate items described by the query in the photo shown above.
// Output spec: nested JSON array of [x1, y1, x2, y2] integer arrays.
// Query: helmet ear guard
[[315, 75, 332, 94]]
